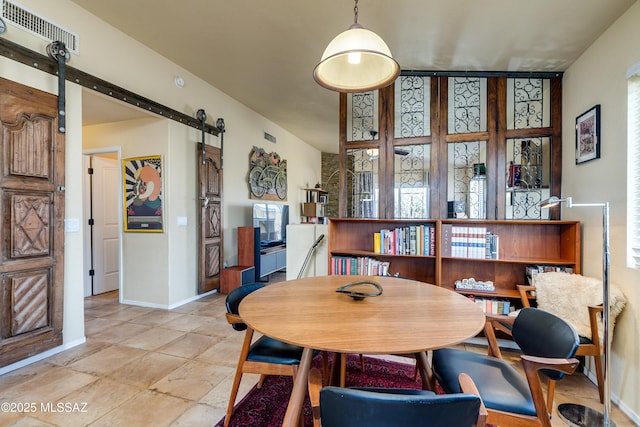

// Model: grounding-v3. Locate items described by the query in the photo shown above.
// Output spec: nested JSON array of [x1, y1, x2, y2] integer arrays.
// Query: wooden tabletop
[[239, 275, 485, 355]]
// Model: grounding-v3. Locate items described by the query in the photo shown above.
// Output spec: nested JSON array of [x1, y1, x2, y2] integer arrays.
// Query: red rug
[[216, 354, 422, 427]]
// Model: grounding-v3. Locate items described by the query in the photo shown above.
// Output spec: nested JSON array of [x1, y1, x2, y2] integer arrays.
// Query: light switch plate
[[65, 218, 80, 232]]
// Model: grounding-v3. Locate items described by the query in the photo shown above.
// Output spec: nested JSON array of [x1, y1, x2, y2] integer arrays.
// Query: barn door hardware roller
[[216, 118, 225, 168], [196, 109, 207, 165], [46, 41, 70, 133]]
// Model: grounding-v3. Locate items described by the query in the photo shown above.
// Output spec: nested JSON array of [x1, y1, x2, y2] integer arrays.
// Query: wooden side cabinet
[[220, 266, 255, 294]]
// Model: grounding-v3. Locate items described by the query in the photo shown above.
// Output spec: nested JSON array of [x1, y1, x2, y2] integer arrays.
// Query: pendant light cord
[[353, 0, 359, 25]]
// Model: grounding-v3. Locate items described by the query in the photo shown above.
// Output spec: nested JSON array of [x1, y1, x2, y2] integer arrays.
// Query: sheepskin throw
[[534, 272, 626, 344]]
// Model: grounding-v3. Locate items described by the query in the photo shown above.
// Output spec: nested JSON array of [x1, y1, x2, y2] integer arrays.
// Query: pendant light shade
[[313, 1, 400, 92]]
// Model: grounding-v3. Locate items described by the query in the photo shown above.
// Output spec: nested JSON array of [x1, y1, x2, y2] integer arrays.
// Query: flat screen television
[[252, 203, 289, 247]]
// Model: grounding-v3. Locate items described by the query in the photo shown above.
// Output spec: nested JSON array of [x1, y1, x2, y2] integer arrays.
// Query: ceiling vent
[[1, 0, 79, 54], [264, 131, 276, 144]]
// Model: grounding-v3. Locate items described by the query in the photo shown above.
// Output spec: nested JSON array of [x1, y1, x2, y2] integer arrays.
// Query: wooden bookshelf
[[328, 218, 581, 302]]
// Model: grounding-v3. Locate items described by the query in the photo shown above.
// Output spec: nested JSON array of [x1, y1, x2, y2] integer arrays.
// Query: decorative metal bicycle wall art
[[248, 146, 287, 200]]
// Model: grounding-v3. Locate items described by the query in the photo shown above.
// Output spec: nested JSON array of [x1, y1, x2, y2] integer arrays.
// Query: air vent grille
[[1, 0, 79, 54], [264, 132, 276, 143]]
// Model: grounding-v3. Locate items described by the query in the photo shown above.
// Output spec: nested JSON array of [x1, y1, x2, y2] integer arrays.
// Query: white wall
[[1, 0, 321, 358], [83, 118, 174, 306], [562, 2, 640, 421]]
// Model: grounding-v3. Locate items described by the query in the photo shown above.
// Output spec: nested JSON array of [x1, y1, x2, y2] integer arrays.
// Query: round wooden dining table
[[239, 275, 486, 427]]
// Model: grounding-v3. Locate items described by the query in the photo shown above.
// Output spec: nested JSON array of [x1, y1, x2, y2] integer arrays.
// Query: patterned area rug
[[216, 354, 422, 427]]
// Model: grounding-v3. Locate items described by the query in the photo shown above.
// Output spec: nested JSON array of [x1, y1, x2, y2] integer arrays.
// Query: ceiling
[[72, 0, 636, 153]]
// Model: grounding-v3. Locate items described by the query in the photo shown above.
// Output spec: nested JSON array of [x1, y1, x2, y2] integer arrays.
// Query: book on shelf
[[375, 225, 435, 256], [486, 233, 499, 260], [330, 256, 390, 276], [443, 224, 499, 259], [441, 223, 452, 257], [466, 295, 514, 315]]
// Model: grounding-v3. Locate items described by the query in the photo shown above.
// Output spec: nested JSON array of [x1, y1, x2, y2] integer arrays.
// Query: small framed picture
[[575, 104, 601, 164]]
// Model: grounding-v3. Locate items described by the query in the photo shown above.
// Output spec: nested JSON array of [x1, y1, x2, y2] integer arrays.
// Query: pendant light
[[313, 0, 400, 93]]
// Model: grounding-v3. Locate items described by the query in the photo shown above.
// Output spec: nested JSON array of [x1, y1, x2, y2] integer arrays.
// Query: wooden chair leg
[[359, 354, 365, 372], [257, 374, 267, 388], [547, 378, 556, 413], [415, 351, 435, 391], [593, 353, 605, 403], [308, 368, 323, 427], [225, 329, 254, 427], [224, 364, 245, 427]]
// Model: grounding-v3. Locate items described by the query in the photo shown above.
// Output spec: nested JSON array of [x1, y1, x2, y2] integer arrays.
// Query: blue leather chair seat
[[433, 347, 536, 417], [247, 335, 305, 365], [320, 386, 481, 427]]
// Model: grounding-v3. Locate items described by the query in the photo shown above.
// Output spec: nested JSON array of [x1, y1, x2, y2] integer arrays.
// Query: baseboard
[[121, 288, 219, 310], [0, 336, 86, 376]]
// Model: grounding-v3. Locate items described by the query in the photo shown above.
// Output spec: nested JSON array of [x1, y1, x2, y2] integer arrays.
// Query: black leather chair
[[433, 308, 580, 427], [223, 283, 306, 427], [308, 368, 487, 427], [518, 284, 605, 403]]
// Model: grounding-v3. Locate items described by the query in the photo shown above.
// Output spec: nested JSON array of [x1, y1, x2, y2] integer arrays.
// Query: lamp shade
[[313, 24, 400, 93]]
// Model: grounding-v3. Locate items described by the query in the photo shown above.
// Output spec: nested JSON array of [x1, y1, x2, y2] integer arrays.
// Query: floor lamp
[[540, 196, 614, 427]]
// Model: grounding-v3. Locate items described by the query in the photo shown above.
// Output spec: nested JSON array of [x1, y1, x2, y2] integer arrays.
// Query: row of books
[[441, 224, 499, 259], [525, 264, 574, 285], [330, 256, 390, 277], [467, 295, 515, 315], [373, 225, 436, 256]]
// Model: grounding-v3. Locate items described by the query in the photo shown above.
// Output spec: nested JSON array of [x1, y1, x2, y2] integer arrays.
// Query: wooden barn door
[[0, 77, 65, 367], [198, 143, 222, 293]]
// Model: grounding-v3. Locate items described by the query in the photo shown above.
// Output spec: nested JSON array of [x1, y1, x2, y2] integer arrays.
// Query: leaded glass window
[[447, 141, 487, 219], [394, 76, 430, 138], [393, 144, 430, 218], [505, 137, 551, 219], [346, 148, 379, 218], [346, 91, 379, 142], [448, 77, 487, 134], [507, 78, 551, 129]]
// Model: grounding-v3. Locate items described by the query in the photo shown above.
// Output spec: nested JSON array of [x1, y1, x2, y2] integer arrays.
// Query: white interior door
[[90, 155, 121, 294]]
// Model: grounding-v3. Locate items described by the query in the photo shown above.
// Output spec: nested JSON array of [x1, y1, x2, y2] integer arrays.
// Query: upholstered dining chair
[[307, 367, 487, 427], [224, 283, 306, 427], [519, 284, 604, 406], [433, 308, 580, 427]]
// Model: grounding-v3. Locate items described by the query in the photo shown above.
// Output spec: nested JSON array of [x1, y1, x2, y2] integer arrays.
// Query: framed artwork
[[122, 155, 163, 232], [575, 104, 601, 164], [248, 146, 288, 201]]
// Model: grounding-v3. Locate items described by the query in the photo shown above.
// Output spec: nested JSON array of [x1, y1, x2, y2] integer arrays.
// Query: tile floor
[[0, 276, 635, 426]]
